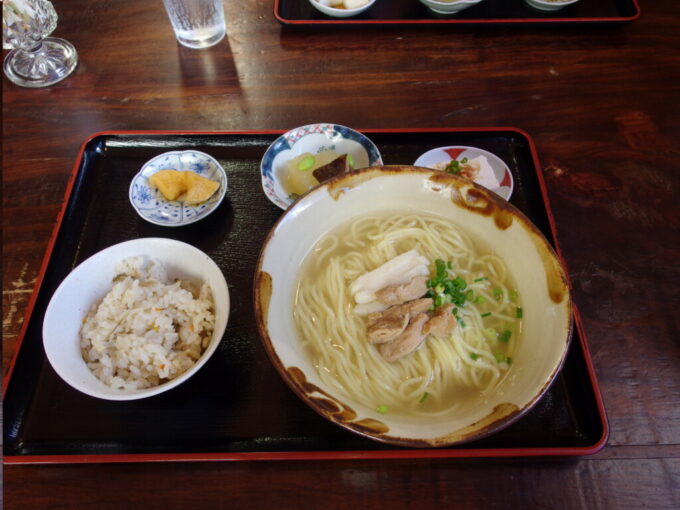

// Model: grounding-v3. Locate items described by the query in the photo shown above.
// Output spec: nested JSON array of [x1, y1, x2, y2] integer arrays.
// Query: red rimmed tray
[[3, 128, 608, 464], [275, 0, 639, 26]]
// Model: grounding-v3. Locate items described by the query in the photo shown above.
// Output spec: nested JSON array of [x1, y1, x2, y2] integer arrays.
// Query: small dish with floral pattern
[[129, 150, 227, 227]]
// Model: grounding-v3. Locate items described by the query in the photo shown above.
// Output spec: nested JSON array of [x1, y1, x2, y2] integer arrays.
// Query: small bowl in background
[[309, 0, 377, 18], [414, 146, 514, 200], [419, 0, 484, 15], [260, 123, 383, 209], [524, 0, 580, 11], [43, 238, 230, 401], [129, 150, 227, 227]]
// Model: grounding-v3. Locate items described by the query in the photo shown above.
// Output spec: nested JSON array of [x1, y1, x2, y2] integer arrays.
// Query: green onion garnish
[[445, 159, 461, 174], [346, 154, 355, 169], [494, 351, 505, 362], [459, 319, 466, 328], [474, 295, 486, 304], [493, 288, 503, 300], [376, 405, 388, 414], [474, 277, 488, 282], [469, 352, 479, 361], [481, 312, 491, 318], [426, 259, 470, 311], [506, 357, 513, 365], [516, 307, 523, 318], [509, 290, 519, 301], [419, 392, 430, 404], [499, 329, 512, 343]]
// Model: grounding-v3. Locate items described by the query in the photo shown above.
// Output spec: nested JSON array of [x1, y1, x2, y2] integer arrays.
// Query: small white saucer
[[414, 146, 514, 200]]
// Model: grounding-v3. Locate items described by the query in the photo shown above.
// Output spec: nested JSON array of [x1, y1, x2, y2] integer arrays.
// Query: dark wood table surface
[[3, 0, 679, 507]]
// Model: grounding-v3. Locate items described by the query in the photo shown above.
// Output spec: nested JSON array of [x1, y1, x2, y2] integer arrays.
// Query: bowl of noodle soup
[[254, 166, 572, 447]]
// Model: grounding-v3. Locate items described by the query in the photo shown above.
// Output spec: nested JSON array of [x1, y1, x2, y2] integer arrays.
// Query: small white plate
[[129, 150, 227, 227], [414, 146, 514, 200], [261, 123, 383, 210]]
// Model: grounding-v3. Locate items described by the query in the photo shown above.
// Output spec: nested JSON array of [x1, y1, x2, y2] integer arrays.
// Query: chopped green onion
[[499, 329, 512, 343], [346, 154, 355, 169], [445, 159, 461, 174], [469, 352, 479, 361], [474, 295, 486, 304], [376, 405, 388, 414], [419, 392, 430, 404], [481, 312, 492, 318], [474, 277, 488, 282], [494, 351, 505, 362], [459, 319, 466, 328], [461, 157, 468, 164], [427, 260, 470, 311], [453, 277, 467, 289], [506, 357, 513, 365], [465, 289, 474, 301], [509, 290, 519, 301], [493, 288, 503, 300], [435, 259, 447, 279], [297, 155, 315, 171], [516, 307, 523, 318]]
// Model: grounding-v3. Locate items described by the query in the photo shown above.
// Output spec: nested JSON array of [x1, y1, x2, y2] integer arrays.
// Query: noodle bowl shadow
[[254, 166, 572, 447]]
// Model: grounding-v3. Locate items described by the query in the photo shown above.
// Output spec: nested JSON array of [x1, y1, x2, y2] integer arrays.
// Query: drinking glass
[[2, 0, 78, 88], [162, 0, 226, 49]]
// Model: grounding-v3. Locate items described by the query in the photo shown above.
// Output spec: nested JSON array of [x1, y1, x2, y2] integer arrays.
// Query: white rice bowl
[[43, 238, 230, 400]]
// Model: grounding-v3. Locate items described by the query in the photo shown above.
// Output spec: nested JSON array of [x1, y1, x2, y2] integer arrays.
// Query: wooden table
[[3, 0, 679, 507]]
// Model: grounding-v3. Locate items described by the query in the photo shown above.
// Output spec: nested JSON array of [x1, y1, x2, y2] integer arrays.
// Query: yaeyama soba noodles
[[293, 213, 523, 417]]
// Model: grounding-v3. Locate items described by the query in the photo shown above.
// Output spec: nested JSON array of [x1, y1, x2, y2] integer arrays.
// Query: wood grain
[[3, 0, 679, 507]]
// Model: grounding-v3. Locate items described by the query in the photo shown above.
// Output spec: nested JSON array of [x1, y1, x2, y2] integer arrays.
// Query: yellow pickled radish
[[183, 171, 220, 205], [149, 169, 187, 201]]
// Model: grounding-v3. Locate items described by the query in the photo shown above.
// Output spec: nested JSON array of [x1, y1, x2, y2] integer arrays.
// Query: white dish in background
[[418, 0, 485, 15], [129, 150, 227, 227], [524, 0, 580, 11], [260, 123, 383, 209], [43, 238, 230, 401], [414, 146, 514, 200], [309, 0, 377, 18]]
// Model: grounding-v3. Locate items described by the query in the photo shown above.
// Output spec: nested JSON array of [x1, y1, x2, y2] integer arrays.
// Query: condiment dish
[[260, 123, 382, 209], [130, 150, 227, 227], [414, 146, 514, 200]]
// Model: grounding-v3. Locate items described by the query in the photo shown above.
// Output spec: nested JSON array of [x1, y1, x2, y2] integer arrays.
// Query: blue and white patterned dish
[[129, 150, 227, 227], [261, 123, 383, 210]]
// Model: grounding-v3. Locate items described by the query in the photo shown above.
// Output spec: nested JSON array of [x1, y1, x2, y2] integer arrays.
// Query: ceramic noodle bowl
[[254, 166, 572, 447]]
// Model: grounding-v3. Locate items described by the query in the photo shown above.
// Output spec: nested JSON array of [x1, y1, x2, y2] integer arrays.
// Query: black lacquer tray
[[3, 129, 608, 463], [275, 0, 639, 26]]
